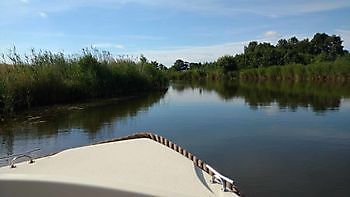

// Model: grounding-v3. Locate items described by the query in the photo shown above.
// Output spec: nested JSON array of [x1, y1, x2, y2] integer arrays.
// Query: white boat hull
[[0, 133, 240, 197]]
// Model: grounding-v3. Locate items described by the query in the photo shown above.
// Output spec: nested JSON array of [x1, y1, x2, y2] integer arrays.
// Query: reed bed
[[239, 56, 350, 81], [0, 49, 168, 116]]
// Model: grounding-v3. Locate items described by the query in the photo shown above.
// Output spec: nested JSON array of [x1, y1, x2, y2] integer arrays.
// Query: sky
[[0, 0, 350, 66]]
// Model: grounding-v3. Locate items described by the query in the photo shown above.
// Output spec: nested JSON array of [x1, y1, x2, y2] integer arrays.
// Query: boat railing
[[206, 164, 234, 192], [9, 155, 35, 168], [0, 148, 40, 168]]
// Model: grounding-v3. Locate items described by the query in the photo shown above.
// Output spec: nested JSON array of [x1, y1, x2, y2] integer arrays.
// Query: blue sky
[[0, 0, 350, 66]]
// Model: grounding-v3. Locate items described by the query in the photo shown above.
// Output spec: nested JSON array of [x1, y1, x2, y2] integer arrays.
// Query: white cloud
[[2, 0, 350, 22], [92, 43, 125, 49], [119, 0, 350, 17], [133, 33, 305, 66], [263, 31, 279, 38], [136, 41, 247, 66], [114, 44, 124, 49], [335, 29, 350, 50], [125, 35, 164, 41], [38, 11, 47, 18]]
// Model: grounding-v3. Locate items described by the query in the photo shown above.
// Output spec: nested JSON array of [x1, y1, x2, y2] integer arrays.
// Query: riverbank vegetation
[[240, 56, 350, 80], [0, 49, 168, 116], [167, 33, 350, 81]]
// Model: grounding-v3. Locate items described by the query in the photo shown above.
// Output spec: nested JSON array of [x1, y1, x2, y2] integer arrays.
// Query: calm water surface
[[1, 80, 350, 197]]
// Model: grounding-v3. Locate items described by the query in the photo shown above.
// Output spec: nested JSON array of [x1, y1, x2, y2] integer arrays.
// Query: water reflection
[[172, 80, 350, 112], [0, 91, 166, 158], [2, 81, 350, 158]]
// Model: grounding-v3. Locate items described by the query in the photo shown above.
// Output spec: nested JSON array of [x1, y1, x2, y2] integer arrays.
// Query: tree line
[[168, 33, 349, 80]]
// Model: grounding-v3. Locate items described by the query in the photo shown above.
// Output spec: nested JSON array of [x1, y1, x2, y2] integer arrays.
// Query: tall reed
[[239, 55, 350, 81], [0, 49, 168, 116]]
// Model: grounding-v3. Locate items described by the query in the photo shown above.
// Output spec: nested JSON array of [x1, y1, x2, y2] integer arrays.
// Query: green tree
[[173, 59, 188, 71], [216, 55, 237, 73]]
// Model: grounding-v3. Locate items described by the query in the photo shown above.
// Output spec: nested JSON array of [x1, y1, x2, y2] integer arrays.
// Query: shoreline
[[0, 89, 167, 124]]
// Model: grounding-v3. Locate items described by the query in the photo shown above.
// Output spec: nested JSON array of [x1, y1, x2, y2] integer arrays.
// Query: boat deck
[[0, 138, 238, 197]]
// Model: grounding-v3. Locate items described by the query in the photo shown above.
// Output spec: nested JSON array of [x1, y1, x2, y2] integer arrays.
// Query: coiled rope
[[95, 132, 241, 196]]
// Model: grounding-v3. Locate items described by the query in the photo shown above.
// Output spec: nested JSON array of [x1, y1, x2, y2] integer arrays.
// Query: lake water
[[1, 80, 350, 197]]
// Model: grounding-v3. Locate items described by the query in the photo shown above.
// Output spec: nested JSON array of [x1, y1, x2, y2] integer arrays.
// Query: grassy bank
[[0, 50, 168, 116], [239, 56, 350, 81]]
